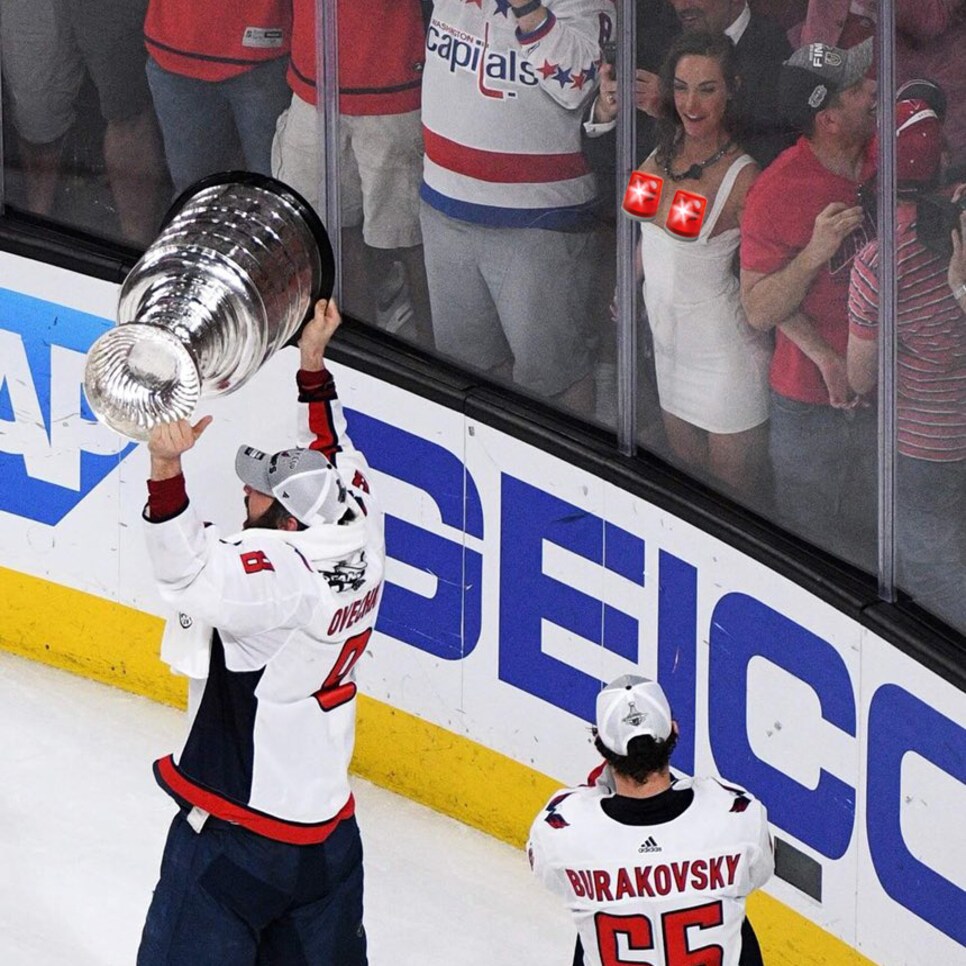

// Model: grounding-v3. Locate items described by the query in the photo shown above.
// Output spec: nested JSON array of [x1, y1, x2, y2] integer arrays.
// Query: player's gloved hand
[[299, 298, 342, 372]]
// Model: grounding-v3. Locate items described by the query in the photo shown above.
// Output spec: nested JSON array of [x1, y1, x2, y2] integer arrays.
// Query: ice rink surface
[[0, 652, 574, 965]]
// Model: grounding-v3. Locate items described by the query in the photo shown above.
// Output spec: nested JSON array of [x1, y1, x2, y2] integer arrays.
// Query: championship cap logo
[[622, 699, 648, 728], [808, 85, 828, 109], [596, 674, 673, 755]]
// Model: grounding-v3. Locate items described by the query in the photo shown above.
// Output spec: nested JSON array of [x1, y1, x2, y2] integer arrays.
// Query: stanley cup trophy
[[84, 172, 335, 440]]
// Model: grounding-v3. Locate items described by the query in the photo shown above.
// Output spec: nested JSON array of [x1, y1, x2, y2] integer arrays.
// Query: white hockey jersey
[[143, 368, 385, 843], [528, 772, 774, 966], [421, 0, 614, 229]]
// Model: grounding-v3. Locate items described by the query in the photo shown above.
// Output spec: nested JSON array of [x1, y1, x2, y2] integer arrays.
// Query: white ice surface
[[0, 652, 573, 965]]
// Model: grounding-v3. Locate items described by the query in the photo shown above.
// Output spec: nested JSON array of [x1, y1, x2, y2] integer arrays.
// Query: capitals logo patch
[[544, 791, 574, 829]]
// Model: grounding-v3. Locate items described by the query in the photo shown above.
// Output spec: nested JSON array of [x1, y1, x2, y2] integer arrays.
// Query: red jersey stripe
[[298, 368, 341, 458], [155, 755, 355, 844], [422, 127, 591, 184]]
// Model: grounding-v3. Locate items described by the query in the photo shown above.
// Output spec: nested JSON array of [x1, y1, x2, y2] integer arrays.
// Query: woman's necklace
[[663, 139, 734, 182]]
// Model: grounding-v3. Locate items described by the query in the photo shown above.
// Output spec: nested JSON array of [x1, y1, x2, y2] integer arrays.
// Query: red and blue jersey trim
[[423, 127, 590, 184], [517, 9, 556, 43], [420, 182, 597, 231], [154, 754, 355, 844], [298, 368, 342, 460]]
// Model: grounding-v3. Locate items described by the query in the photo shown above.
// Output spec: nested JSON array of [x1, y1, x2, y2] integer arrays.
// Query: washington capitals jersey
[[421, 0, 613, 230], [144, 368, 385, 843], [528, 774, 774, 966]]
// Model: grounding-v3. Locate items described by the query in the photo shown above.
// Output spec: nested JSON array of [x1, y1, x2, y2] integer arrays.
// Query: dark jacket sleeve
[[735, 15, 797, 168], [581, 0, 680, 221]]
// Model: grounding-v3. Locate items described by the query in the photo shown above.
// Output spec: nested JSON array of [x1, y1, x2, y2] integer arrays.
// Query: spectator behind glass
[[793, 0, 966, 179], [0, 0, 166, 245], [144, 0, 293, 194], [420, 0, 611, 414], [793, 0, 877, 47], [580, 0, 680, 429], [634, 32, 771, 501], [589, 0, 795, 169], [793, 0, 960, 50], [668, 0, 794, 166], [583, 0, 681, 170], [749, 0, 807, 31], [847, 94, 966, 629], [740, 39, 877, 570], [272, 0, 431, 346], [898, 1, 966, 182]]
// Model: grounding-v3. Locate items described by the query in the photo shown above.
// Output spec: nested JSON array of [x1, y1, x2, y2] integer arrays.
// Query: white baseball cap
[[235, 445, 347, 527], [595, 674, 673, 755]]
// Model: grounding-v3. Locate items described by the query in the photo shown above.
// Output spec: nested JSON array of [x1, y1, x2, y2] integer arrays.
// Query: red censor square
[[665, 189, 707, 238], [622, 172, 663, 220]]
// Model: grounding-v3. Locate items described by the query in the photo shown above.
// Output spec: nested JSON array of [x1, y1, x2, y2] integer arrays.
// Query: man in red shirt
[[794, 0, 960, 51], [144, 0, 293, 193], [272, 0, 431, 344], [792, 1, 966, 177], [847, 95, 966, 629], [740, 38, 877, 569], [897, 3, 966, 181]]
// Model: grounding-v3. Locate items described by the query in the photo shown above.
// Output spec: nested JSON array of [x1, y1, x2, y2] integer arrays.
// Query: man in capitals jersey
[[528, 675, 773, 966], [137, 299, 384, 965], [420, 0, 613, 405]]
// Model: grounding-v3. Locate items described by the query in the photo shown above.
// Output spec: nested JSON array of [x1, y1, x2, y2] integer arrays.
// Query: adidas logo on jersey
[[638, 836, 662, 853]]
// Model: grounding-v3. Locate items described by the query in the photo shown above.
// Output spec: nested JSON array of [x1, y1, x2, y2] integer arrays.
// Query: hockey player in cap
[[528, 675, 774, 965], [137, 298, 383, 965]]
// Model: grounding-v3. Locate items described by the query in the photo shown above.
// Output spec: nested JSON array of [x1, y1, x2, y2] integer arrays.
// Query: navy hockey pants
[[137, 809, 367, 965]]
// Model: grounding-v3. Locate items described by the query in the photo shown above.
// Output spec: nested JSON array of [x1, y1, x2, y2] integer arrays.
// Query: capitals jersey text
[[421, 0, 613, 229]]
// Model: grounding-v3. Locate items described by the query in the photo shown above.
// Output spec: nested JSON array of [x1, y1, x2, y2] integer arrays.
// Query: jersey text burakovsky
[[566, 853, 742, 902]]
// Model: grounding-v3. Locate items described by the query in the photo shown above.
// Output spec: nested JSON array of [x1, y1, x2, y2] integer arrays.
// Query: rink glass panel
[[1, 2, 965, 635]]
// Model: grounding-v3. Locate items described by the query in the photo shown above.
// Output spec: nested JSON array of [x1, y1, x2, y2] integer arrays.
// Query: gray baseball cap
[[595, 674, 673, 756], [781, 38, 873, 123], [235, 445, 347, 527]]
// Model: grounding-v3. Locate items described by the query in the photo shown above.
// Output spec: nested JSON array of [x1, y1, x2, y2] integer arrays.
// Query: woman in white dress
[[635, 31, 772, 500]]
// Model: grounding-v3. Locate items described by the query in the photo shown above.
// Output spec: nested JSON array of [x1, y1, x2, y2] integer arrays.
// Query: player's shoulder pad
[[707, 776, 759, 814], [222, 529, 309, 570], [584, 760, 610, 789], [536, 787, 580, 830], [535, 783, 604, 832]]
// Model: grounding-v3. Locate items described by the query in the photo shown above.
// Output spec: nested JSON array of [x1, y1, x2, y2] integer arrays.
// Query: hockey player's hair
[[258, 498, 309, 532], [593, 729, 678, 784]]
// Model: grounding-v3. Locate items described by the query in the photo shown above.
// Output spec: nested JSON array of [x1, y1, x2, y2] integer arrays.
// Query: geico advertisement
[[1, 257, 964, 965]]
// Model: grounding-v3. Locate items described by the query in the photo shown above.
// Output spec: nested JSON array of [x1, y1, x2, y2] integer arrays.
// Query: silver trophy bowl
[[84, 172, 334, 440]]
